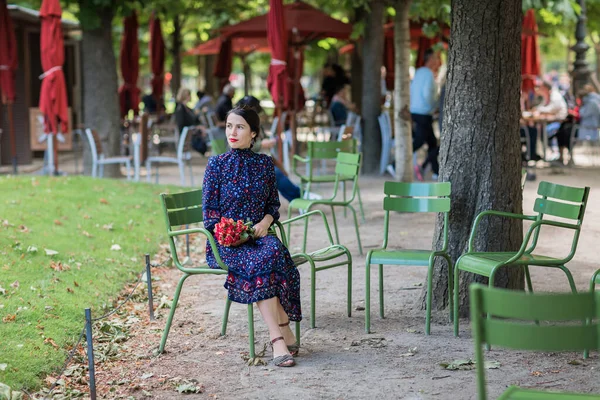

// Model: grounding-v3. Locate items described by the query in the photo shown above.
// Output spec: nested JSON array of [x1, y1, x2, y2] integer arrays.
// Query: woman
[[175, 87, 207, 155], [202, 107, 301, 367]]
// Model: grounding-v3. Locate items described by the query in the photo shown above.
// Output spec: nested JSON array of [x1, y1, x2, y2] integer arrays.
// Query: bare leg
[[256, 297, 292, 362], [276, 302, 296, 346]]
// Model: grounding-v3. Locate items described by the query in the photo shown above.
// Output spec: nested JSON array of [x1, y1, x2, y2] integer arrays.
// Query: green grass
[[0, 176, 183, 391]]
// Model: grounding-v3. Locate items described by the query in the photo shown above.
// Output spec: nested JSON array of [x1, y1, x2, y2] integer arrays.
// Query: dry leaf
[[74, 281, 79, 287], [111, 244, 122, 251], [66, 287, 74, 293], [10, 280, 19, 289], [19, 225, 29, 233], [99, 198, 109, 204], [44, 248, 59, 256], [82, 231, 93, 238], [53, 220, 62, 226], [102, 223, 114, 231], [50, 261, 70, 272], [2, 314, 16, 323], [44, 337, 60, 349], [531, 371, 544, 376], [2, 220, 11, 227], [83, 215, 91, 220]]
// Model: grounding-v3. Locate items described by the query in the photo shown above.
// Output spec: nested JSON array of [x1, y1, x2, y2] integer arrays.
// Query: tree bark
[[350, 6, 365, 112], [425, 0, 524, 317], [80, 5, 121, 177], [360, 0, 385, 174], [393, 0, 413, 182], [204, 55, 218, 98], [170, 15, 183, 98]]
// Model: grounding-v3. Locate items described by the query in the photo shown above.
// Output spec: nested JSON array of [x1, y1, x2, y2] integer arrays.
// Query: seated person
[[174, 87, 207, 155], [522, 81, 568, 161], [559, 85, 600, 163], [215, 84, 236, 126], [329, 84, 355, 127], [142, 93, 165, 115], [194, 90, 214, 114]]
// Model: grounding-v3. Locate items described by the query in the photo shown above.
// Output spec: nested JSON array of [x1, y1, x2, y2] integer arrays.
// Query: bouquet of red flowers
[[214, 217, 255, 247]]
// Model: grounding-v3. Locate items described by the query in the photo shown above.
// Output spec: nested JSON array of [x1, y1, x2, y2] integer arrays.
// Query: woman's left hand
[[253, 221, 270, 238]]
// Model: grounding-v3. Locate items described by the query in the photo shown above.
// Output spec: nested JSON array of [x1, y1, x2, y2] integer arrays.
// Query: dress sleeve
[[202, 157, 221, 232], [264, 156, 281, 222]]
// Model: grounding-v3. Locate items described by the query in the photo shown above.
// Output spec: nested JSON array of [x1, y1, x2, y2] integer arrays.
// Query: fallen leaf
[[176, 383, 203, 394], [568, 360, 582, 366], [0, 363, 7, 371], [53, 220, 62, 226], [2, 314, 16, 323], [66, 287, 74, 293], [99, 198, 109, 204], [10, 280, 19, 289], [102, 223, 114, 231], [74, 281, 79, 287], [111, 244, 122, 251], [141, 373, 154, 380], [19, 225, 29, 233], [485, 361, 501, 369], [2, 220, 12, 227], [82, 231, 94, 238], [44, 248, 59, 256], [26, 246, 38, 253], [83, 215, 91, 220], [44, 337, 60, 349], [50, 261, 70, 272], [531, 371, 544, 376]]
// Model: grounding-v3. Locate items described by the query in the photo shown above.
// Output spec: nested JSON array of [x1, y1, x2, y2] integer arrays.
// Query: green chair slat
[[335, 162, 360, 177], [308, 139, 357, 160], [538, 181, 587, 203], [162, 189, 203, 210], [384, 181, 451, 197], [383, 197, 451, 213], [167, 207, 204, 227], [369, 249, 432, 265], [533, 198, 583, 220], [499, 387, 600, 399], [211, 138, 228, 155], [479, 288, 596, 320]]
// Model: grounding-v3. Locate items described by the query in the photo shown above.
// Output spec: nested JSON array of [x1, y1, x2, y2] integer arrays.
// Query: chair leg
[[557, 265, 578, 293], [425, 259, 435, 336], [92, 162, 98, 178], [188, 160, 194, 186], [158, 273, 190, 353], [309, 258, 317, 329], [356, 185, 366, 223], [248, 304, 255, 359], [125, 161, 131, 181], [99, 163, 104, 178], [347, 253, 352, 318], [584, 271, 599, 359], [453, 263, 461, 337], [524, 266, 534, 293], [342, 181, 347, 218], [155, 163, 159, 184], [302, 210, 309, 253], [443, 254, 454, 323], [365, 258, 372, 334], [378, 264, 384, 318], [287, 207, 293, 244], [295, 321, 301, 348], [348, 205, 362, 255], [221, 297, 232, 336], [330, 206, 340, 244], [178, 161, 185, 186], [146, 160, 151, 183]]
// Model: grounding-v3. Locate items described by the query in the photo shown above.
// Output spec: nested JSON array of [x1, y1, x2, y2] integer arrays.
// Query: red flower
[[214, 218, 255, 247]]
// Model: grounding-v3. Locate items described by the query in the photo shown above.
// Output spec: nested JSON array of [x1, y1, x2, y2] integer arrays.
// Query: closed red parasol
[[213, 38, 232, 89], [39, 0, 68, 135], [119, 12, 140, 118], [267, 0, 289, 108], [0, 0, 18, 172], [521, 9, 540, 93], [149, 13, 165, 102]]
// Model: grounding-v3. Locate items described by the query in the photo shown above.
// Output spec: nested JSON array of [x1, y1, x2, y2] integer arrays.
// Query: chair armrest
[[280, 210, 335, 246], [292, 154, 310, 178], [468, 210, 536, 252], [169, 227, 228, 272]]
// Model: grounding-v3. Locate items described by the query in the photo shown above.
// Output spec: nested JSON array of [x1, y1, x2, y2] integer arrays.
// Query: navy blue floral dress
[[202, 148, 302, 321]]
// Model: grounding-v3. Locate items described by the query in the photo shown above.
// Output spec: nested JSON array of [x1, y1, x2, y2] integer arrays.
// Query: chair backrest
[[177, 127, 191, 159], [269, 116, 280, 137], [206, 111, 218, 129], [84, 128, 102, 160], [307, 139, 358, 160], [211, 138, 228, 156], [534, 181, 589, 223], [470, 284, 600, 400], [330, 152, 361, 203], [381, 182, 451, 249]]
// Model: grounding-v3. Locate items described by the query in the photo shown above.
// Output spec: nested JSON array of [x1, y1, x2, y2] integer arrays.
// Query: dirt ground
[[70, 157, 600, 400]]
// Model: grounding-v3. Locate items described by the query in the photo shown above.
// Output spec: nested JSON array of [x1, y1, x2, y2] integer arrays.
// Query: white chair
[[569, 124, 600, 166], [146, 126, 194, 186], [206, 111, 218, 129], [83, 128, 133, 180], [378, 112, 395, 175]]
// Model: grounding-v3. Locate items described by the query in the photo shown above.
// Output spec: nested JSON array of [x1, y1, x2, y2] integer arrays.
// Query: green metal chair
[[470, 284, 600, 400], [288, 152, 363, 255], [292, 139, 365, 221], [276, 210, 352, 329], [454, 181, 590, 337], [210, 138, 228, 156], [158, 189, 257, 357], [365, 182, 453, 335]]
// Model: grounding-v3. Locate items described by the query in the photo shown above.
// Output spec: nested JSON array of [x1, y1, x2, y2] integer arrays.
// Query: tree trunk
[[196, 30, 206, 92], [360, 0, 385, 174], [595, 44, 600, 83], [425, 0, 524, 317], [170, 15, 183, 98], [204, 55, 218, 98], [80, 5, 121, 177], [350, 6, 365, 112], [393, 0, 413, 182]]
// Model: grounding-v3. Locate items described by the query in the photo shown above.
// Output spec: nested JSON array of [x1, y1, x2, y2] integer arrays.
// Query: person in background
[[174, 87, 207, 155], [410, 48, 441, 181], [215, 84, 236, 125], [330, 84, 355, 127], [194, 89, 214, 114]]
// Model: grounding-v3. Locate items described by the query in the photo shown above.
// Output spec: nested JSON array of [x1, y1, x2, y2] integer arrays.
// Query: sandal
[[270, 336, 295, 367], [279, 321, 300, 356]]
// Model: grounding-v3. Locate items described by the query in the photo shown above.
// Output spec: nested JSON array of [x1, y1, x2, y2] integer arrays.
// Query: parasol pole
[[8, 103, 16, 174]]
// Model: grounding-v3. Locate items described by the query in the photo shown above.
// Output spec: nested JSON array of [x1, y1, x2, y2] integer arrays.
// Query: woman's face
[[226, 113, 256, 149]]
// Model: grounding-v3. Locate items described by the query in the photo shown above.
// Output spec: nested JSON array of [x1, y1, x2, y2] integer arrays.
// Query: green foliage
[[0, 176, 181, 391]]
